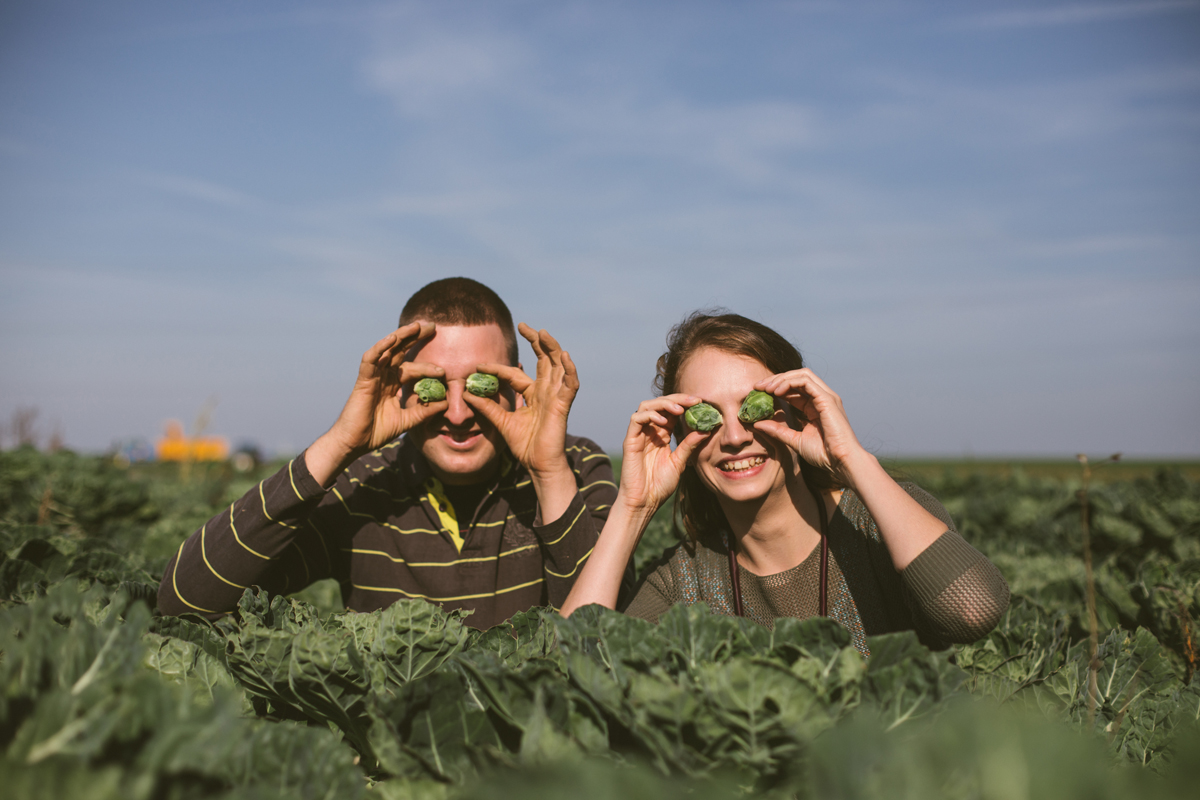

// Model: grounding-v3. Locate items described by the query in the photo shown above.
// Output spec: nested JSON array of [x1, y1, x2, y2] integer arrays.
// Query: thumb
[[462, 391, 509, 428], [754, 419, 801, 450], [403, 400, 448, 429], [670, 430, 709, 470]]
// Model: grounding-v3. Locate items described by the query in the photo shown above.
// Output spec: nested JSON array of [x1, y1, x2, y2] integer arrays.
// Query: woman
[[562, 312, 1008, 656]]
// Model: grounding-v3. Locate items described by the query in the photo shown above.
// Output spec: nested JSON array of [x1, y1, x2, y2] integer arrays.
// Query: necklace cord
[[726, 480, 830, 619]]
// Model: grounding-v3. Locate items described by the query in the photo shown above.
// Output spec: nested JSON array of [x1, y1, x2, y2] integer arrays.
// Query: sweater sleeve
[[896, 484, 1010, 644], [532, 436, 621, 610], [157, 451, 336, 618], [622, 564, 676, 624]]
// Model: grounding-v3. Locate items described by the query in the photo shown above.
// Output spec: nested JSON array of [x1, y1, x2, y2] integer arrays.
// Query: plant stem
[[1078, 454, 1100, 725]]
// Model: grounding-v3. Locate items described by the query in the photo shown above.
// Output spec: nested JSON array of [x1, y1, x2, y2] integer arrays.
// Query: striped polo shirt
[[159, 434, 617, 630]]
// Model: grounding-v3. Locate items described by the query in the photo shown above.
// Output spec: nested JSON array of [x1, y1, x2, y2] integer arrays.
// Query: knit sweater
[[158, 434, 617, 630], [622, 483, 1009, 655]]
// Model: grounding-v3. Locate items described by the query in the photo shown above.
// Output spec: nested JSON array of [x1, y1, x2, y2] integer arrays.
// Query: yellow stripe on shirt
[[171, 541, 222, 615], [351, 576, 544, 603], [545, 546, 595, 579], [343, 541, 538, 566], [200, 525, 247, 589]]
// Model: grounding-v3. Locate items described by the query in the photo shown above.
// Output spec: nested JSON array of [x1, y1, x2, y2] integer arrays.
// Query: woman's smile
[[717, 454, 767, 475]]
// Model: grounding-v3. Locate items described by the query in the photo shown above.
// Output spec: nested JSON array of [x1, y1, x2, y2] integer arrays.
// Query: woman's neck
[[719, 474, 824, 576]]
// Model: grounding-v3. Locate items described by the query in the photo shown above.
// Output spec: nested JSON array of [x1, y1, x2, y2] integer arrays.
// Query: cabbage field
[[2, 446, 1200, 799]]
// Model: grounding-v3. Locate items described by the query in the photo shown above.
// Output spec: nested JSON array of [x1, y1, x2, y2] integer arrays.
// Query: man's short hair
[[399, 277, 519, 365]]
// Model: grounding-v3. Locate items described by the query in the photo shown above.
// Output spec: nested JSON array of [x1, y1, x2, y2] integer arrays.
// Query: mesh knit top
[[621, 483, 1009, 656]]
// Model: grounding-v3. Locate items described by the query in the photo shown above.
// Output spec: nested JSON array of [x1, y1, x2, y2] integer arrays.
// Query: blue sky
[[2, 0, 1198, 457]]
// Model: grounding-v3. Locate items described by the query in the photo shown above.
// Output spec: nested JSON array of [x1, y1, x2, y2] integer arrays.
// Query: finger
[[517, 322, 546, 359], [796, 368, 838, 398], [398, 361, 446, 382], [401, 399, 448, 426], [392, 321, 436, 354], [754, 419, 802, 449], [363, 330, 403, 368], [537, 328, 565, 369], [561, 352, 580, 393], [478, 363, 534, 394], [637, 395, 698, 415], [671, 430, 711, 467], [462, 391, 510, 426], [631, 409, 672, 428], [759, 368, 838, 403], [668, 394, 705, 408]]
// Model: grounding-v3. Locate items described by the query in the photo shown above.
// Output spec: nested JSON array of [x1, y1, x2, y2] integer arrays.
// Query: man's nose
[[443, 381, 475, 427]]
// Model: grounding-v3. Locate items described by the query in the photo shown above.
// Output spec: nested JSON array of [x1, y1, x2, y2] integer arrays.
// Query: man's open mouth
[[440, 430, 482, 445]]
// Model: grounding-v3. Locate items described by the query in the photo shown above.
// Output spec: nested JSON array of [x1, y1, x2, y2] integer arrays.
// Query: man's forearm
[[157, 454, 328, 617], [530, 457, 578, 525], [305, 430, 366, 489]]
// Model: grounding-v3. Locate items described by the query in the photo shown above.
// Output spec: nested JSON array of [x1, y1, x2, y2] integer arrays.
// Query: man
[[158, 277, 618, 629]]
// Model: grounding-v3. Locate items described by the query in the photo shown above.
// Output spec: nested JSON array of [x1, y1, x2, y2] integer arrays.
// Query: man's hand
[[465, 322, 579, 522], [307, 323, 447, 487]]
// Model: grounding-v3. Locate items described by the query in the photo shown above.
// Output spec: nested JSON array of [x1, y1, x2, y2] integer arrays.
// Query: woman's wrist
[[611, 493, 661, 535], [835, 447, 882, 494]]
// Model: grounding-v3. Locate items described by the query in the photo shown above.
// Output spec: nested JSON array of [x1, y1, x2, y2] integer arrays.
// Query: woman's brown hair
[[655, 310, 838, 540]]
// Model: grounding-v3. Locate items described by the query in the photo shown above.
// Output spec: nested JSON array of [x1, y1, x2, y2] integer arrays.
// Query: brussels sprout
[[466, 372, 499, 397], [738, 390, 775, 424], [684, 402, 722, 433], [414, 378, 446, 403]]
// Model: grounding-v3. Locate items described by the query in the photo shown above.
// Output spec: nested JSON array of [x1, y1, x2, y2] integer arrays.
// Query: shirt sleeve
[[621, 560, 676, 624], [157, 451, 337, 618], [900, 531, 1011, 644], [895, 483, 1010, 644], [531, 436, 621, 609]]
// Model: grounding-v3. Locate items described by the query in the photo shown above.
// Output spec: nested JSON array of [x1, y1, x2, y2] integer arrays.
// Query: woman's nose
[[718, 410, 753, 447]]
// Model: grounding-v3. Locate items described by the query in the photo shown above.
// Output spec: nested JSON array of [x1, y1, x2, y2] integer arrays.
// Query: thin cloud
[[955, 1, 1200, 30], [129, 171, 267, 212], [364, 31, 530, 116], [855, 64, 1200, 148]]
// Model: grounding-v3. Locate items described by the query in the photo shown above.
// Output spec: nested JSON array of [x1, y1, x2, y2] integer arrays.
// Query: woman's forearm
[[560, 496, 657, 616], [839, 449, 948, 572]]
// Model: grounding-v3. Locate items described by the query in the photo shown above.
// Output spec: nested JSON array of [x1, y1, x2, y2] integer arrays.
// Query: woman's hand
[[618, 394, 710, 514], [752, 369, 867, 488], [560, 393, 708, 617]]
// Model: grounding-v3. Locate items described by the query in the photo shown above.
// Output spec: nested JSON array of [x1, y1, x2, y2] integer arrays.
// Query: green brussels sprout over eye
[[738, 390, 775, 424], [414, 378, 446, 403], [684, 402, 722, 433], [466, 372, 499, 397]]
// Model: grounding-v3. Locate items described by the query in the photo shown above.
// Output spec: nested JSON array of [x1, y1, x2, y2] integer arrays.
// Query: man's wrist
[[530, 460, 579, 525], [528, 455, 573, 483], [307, 429, 367, 488]]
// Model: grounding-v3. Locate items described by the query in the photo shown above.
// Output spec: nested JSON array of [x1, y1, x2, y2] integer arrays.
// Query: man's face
[[404, 323, 517, 486]]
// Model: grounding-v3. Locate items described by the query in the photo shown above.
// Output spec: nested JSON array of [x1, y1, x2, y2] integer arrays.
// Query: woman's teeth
[[719, 456, 765, 473]]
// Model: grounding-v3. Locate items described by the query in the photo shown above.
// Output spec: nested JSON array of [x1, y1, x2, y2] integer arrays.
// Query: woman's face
[[676, 346, 788, 506]]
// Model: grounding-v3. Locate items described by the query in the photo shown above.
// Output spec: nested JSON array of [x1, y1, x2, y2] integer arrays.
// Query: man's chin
[[421, 436, 501, 484]]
